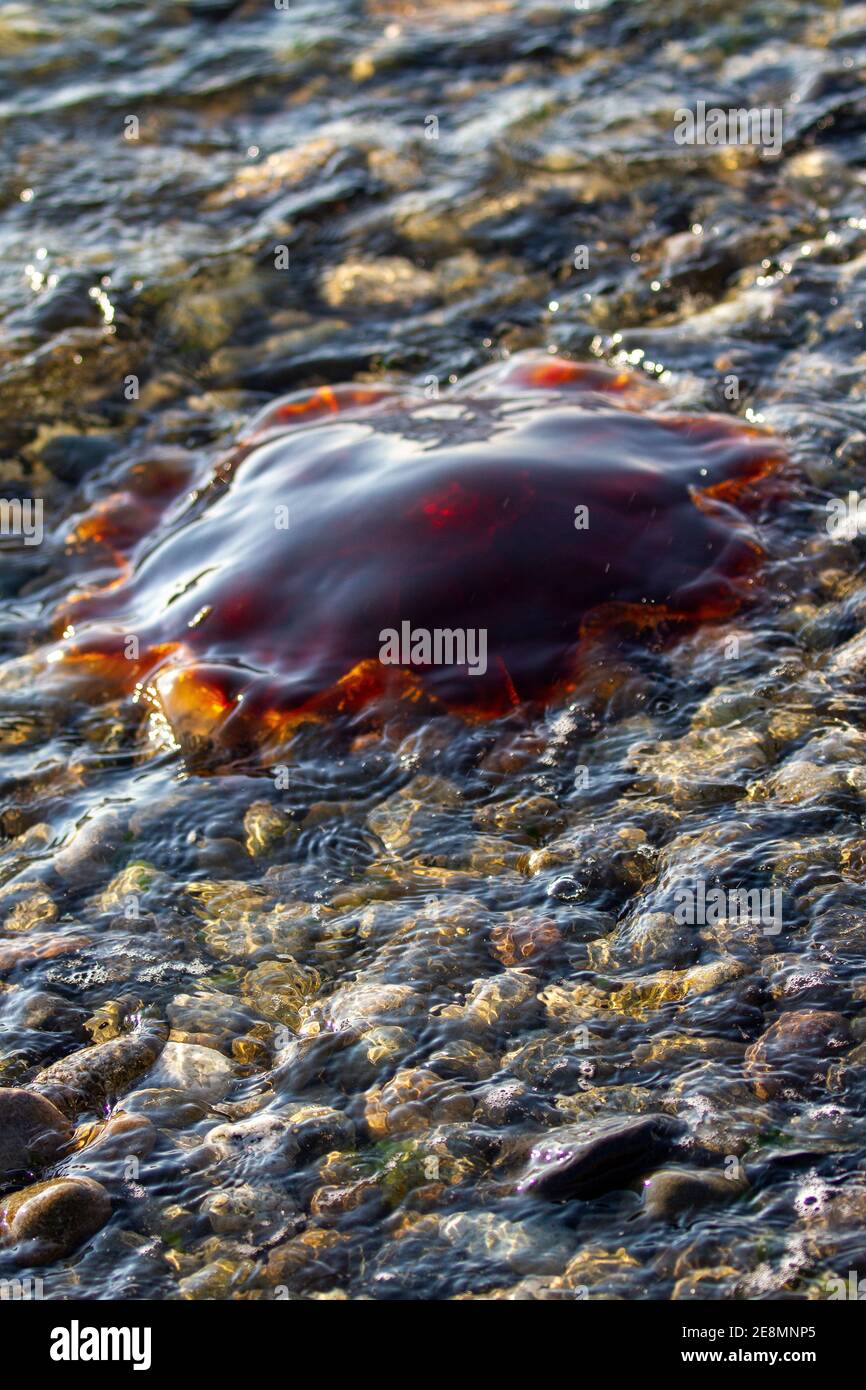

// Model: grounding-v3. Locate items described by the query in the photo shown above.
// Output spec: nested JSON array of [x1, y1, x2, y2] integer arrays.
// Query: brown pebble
[[0, 1088, 72, 1179], [0, 1176, 111, 1265], [745, 1009, 852, 1099]]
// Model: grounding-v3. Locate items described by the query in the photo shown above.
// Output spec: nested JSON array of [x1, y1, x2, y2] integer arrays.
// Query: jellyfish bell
[[49, 354, 786, 762]]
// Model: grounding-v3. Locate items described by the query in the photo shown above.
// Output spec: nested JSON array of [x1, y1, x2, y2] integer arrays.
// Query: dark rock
[[547, 876, 585, 903], [519, 1114, 686, 1202], [39, 434, 115, 485], [642, 1166, 747, 1222], [0, 1088, 72, 1179], [30, 273, 103, 334]]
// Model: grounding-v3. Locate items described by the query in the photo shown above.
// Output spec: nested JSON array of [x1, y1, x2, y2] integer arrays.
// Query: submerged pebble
[[0, 1176, 111, 1265], [519, 1114, 686, 1202], [0, 1087, 72, 1179], [744, 1010, 853, 1100], [142, 1040, 236, 1103], [31, 1019, 169, 1119]]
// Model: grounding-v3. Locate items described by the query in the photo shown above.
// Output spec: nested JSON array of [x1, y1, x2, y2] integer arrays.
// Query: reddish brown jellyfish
[[52, 355, 785, 755]]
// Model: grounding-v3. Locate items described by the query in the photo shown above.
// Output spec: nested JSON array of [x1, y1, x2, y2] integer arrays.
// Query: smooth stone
[[31, 1019, 169, 1118], [519, 1114, 686, 1202], [68, 1114, 157, 1170], [475, 1082, 558, 1127], [309, 982, 426, 1033], [0, 1088, 72, 1178], [207, 1105, 354, 1174], [206, 1113, 302, 1175], [201, 1183, 301, 1241], [440, 1211, 572, 1276], [0, 1177, 111, 1265], [51, 812, 125, 887], [121, 1087, 211, 1128], [39, 434, 115, 485], [745, 1009, 852, 1100], [143, 1041, 236, 1102], [641, 1167, 747, 1222]]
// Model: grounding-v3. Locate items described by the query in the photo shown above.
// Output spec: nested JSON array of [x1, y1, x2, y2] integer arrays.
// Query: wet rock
[[676, 972, 766, 1039], [271, 1027, 361, 1093], [440, 968, 538, 1032], [744, 1010, 852, 1099], [178, 1255, 257, 1300], [207, 1104, 354, 1174], [356, 899, 488, 988], [4, 987, 85, 1039], [641, 1167, 748, 1222], [243, 800, 293, 857], [557, 1244, 642, 1295], [310, 1176, 385, 1223], [91, 862, 169, 915], [201, 1183, 301, 1241], [2, 888, 57, 933], [51, 810, 125, 887], [242, 959, 321, 1030], [0, 1176, 110, 1264], [366, 775, 462, 855], [759, 953, 850, 1011], [490, 915, 562, 967], [504, 1030, 605, 1091], [364, 1068, 474, 1138], [67, 1113, 157, 1172], [0, 932, 91, 978], [301, 981, 425, 1035], [193, 836, 252, 876], [122, 1087, 210, 1128], [796, 1181, 866, 1265], [196, 901, 312, 963], [554, 1084, 659, 1123], [142, 1040, 235, 1103], [475, 1081, 558, 1127], [632, 1035, 745, 1067], [827, 1039, 866, 1096], [39, 433, 115, 485], [206, 137, 341, 209], [31, 1018, 169, 1118], [0, 1087, 72, 1178], [336, 1026, 417, 1090], [263, 1228, 351, 1293], [760, 760, 847, 805], [586, 911, 698, 970], [464, 835, 524, 875], [427, 1039, 498, 1082], [672, 1267, 739, 1299], [282, 1104, 355, 1160], [519, 1114, 686, 1202], [630, 726, 765, 805], [320, 256, 438, 310], [668, 1060, 772, 1155], [474, 794, 565, 839], [166, 989, 258, 1054], [441, 1211, 571, 1276], [537, 979, 614, 1028], [607, 958, 747, 1018]]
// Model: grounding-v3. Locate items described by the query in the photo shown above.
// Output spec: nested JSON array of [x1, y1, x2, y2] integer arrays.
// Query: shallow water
[[1, 0, 866, 1301]]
